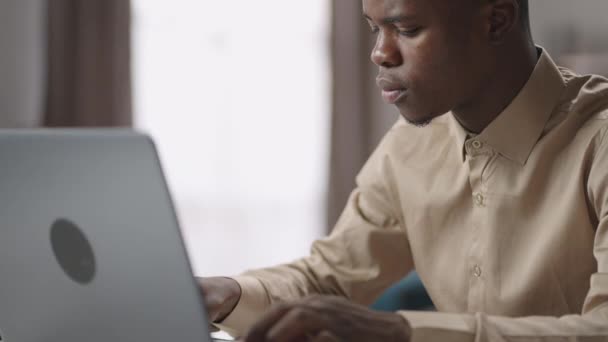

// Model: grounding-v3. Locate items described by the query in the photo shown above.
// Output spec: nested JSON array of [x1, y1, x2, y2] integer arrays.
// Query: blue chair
[[371, 271, 434, 312]]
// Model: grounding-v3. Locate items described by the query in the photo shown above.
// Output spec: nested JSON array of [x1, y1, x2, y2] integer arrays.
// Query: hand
[[197, 277, 242, 325], [243, 295, 411, 342]]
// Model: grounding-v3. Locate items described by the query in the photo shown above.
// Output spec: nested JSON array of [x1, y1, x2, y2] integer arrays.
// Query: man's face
[[363, 0, 492, 125]]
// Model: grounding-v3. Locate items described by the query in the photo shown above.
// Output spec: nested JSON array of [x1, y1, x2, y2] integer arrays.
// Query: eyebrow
[[363, 14, 417, 25]]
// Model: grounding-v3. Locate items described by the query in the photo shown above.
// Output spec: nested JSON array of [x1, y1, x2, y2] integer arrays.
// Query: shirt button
[[473, 265, 482, 277], [471, 140, 483, 149], [474, 193, 484, 206]]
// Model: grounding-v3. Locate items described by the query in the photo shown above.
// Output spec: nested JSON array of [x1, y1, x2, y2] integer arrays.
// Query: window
[[132, 1, 331, 276]]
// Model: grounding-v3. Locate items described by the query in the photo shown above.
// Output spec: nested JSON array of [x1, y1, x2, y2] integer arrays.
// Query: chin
[[398, 108, 437, 128]]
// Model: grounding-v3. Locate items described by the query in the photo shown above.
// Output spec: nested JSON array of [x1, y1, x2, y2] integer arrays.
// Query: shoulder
[[552, 68, 608, 141], [558, 67, 608, 119]]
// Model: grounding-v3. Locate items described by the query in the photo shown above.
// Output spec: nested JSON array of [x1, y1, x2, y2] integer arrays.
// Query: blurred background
[[1, 0, 607, 278]]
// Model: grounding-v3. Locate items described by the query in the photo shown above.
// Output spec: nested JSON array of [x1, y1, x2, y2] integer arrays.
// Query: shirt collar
[[450, 48, 566, 165], [448, 113, 468, 159]]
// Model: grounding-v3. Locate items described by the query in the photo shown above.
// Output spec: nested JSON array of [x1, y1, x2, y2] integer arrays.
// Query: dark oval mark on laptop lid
[[50, 218, 97, 285]]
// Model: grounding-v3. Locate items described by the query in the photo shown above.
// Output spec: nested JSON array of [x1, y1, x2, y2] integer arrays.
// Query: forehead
[[362, 0, 423, 18], [363, 0, 474, 25]]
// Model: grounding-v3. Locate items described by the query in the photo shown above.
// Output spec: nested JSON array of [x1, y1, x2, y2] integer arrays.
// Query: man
[[200, 0, 608, 340]]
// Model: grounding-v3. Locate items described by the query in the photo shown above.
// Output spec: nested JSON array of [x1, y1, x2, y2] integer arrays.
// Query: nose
[[370, 31, 403, 68]]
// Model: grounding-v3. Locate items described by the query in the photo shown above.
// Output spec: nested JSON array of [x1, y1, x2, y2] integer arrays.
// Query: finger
[[266, 307, 326, 342], [203, 297, 222, 322], [311, 330, 340, 342], [245, 304, 293, 342]]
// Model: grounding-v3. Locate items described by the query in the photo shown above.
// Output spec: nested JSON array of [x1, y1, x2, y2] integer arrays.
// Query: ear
[[485, 0, 520, 44]]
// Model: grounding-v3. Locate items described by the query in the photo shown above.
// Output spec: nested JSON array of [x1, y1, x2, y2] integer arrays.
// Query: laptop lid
[[0, 130, 213, 342]]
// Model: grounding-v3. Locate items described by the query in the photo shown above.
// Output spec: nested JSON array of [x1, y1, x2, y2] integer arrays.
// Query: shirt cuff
[[213, 275, 271, 337], [398, 310, 476, 342]]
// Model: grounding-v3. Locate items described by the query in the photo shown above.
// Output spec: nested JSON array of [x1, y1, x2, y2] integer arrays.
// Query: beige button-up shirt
[[219, 49, 608, 341]]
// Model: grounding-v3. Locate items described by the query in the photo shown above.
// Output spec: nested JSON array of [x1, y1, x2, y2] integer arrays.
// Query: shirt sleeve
[[398, 126, 608, 342], [216, 125, 414, 336]]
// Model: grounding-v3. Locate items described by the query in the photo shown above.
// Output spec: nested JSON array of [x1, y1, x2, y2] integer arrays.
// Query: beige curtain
[[45, 0, 132, 127], [327, 0, 399, 230]]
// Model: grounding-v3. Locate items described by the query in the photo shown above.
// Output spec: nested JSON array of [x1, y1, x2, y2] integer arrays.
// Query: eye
[[369, 25, 380, 35], [397, 27, 421, 37]]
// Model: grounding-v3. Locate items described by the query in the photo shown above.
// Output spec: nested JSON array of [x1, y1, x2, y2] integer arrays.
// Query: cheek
[[402, 42, 454, 99], [401, 60, 468, 118], [398, 46, 431, 94], [400, 31, 453, 82], [395, 29, 478, 115]]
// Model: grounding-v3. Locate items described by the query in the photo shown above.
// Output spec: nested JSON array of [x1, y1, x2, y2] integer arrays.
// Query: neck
[[452, 37, 538, 134]]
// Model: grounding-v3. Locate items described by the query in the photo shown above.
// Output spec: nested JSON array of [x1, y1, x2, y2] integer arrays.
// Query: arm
[[218, 126, 415, 335]]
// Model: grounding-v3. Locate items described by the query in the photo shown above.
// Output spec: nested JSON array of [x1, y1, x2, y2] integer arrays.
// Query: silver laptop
[[0, 130, 229, 342]]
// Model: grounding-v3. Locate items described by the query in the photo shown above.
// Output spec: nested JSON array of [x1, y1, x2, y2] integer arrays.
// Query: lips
[[376, 77, 407, 104], [381, 89, 407, 104]]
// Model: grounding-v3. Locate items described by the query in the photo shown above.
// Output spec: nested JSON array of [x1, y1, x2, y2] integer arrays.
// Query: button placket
[[466, 222, 485, 312], [473, 192, 485, 207], [471, 140, 483, 149], [465, 144, 491, 313], [465, 139, 487, 158], [473, 265, 482, 277]]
